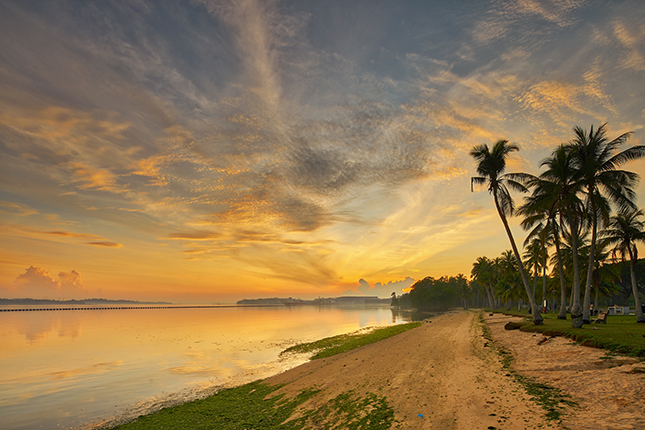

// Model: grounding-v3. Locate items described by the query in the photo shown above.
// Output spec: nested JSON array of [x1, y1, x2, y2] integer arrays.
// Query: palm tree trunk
[[582, 194, 597, 324], [568, 209, 583, 328], [594, 287, 599, 314], [485, 285, 494, 309], [542, 255, 547, 311], [533, 264, 538, 300], [554, 223, 567, 319], [629, 248, 645, 323], [494, 192, 543, 325]]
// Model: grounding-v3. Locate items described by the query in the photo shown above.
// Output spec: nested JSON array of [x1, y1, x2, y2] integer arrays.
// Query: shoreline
[[91, 310, 645, 429]]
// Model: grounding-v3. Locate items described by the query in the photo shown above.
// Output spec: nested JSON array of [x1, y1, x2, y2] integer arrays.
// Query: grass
[[109, 322, 421, 429], [281, 322, 422, 360], [478, 313, 576, 423], [110, 382, 394, 430], [110, 381, 318, 430], [492, 309, 645, 357]]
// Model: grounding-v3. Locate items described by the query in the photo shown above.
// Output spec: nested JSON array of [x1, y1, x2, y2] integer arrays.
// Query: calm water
[[0, 305, 411, 430]]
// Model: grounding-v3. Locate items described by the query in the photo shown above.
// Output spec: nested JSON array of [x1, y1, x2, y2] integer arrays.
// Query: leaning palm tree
[[567, 123, 644, 323], [470, 140, 543, 324], [603, 208, 645, 323]]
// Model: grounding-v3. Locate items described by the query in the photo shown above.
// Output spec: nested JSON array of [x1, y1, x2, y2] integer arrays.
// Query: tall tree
[[519, 146, 584, 323], [470, 140, 543, 324], [603, 209, 645, 323], [567, 124, 643, 323], [471, 256, 496, 308], [523, 237, 543, 300]]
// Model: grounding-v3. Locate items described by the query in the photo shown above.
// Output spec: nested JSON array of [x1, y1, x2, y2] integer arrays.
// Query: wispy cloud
[[87, 242, 123, 248]]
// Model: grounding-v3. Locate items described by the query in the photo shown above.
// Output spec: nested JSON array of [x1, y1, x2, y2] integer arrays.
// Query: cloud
[[167, 231, 223, 240], [43, 230, 101, 240], [58, 270, 88, 297], [471, 0, 585, 45], [87, 241, 123, 247], [343, 277, 416, 297], [14, 266, 60, 298], [0, 201, 39, 216], [10, 266, 89, 299]]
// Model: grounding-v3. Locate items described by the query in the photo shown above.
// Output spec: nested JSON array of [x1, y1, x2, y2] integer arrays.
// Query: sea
[[0, 304, 414, 430]]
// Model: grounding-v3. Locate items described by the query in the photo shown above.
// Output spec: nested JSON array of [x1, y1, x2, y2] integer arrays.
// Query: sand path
[[485, 313, 645, 430], [267, 311, 548, 429]]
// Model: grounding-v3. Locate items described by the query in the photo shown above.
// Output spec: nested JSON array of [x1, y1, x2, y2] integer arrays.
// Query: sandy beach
[[265, 310, 645, 429]]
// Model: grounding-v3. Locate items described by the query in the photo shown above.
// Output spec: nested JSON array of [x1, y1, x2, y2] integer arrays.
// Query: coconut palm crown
[[603, 208, 645, 323]]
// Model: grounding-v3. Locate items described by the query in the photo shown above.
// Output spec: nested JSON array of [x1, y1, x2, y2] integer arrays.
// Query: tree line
[[393, 124, 645, 328]]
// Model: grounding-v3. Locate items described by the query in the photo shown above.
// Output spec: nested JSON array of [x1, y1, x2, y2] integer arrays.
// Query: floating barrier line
[[0, 305, 238, 312]]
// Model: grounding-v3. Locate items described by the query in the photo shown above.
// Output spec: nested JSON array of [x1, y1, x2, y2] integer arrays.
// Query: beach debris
[[537, 336, 556, 345]]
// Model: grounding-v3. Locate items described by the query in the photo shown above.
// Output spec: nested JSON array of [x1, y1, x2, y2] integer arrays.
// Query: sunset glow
[[1, 0, 644, 302]]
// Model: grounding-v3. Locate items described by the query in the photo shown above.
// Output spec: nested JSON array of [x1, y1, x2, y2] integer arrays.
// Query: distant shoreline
[[0, 298, 172, 305]]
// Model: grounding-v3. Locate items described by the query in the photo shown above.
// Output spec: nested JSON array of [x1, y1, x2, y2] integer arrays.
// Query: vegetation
[[492, 310, 645, 357], [282, 322, 422, 359], [604, 209, 645, 322], [469, 123, 645, 328], [470, 140, 543, 325], [405, 275, 465, 311], [109, 381, 394, 430]]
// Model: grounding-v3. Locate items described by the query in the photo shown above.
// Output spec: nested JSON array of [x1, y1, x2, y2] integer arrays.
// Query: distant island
[[0, 298, 172, 306], [237, 296, 390, 306]]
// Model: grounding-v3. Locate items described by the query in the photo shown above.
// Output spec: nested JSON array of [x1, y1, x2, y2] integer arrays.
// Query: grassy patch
[[109, 380, 394, 430], [282, 322, 422, 360], [110, 381, 319, 430], [296, 390, 394, 430], [478, 313, 576, 423], [492, 310, 645, 357]]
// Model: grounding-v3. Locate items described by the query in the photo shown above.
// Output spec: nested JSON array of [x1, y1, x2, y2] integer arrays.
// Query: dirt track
[[267, 311, 549, 429], [486, 313, 645, 430]]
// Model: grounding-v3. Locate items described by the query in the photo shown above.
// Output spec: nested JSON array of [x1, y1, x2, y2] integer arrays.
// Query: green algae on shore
[[281, 322, 422, 359]]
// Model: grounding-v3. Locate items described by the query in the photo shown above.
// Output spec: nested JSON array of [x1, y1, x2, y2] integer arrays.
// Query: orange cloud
[[167, 231, 223, 240], [43, 230, 101, 239], [87, 242, 123, 248], [71, 163, 126, 193]]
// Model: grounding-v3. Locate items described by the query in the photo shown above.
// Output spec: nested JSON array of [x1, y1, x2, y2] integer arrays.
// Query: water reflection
[[7, 312, 82, 344], [0, 306, 411, 430]]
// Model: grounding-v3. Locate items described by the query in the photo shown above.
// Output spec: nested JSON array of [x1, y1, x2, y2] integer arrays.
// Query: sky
[[1, 0, 645, 303]]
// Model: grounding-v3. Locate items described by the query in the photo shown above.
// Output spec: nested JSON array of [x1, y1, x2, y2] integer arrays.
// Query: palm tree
[[520, 145, 585, 323], [470, 140, 543, 324], [523, 237, 544, 300], [497, 250, 524, 309], [456, 274, 470, 309], [471, 256, 496, 308], [591, 238, 620, 312], [603, 209, 645, 323], [567, 123, 643, 323]]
